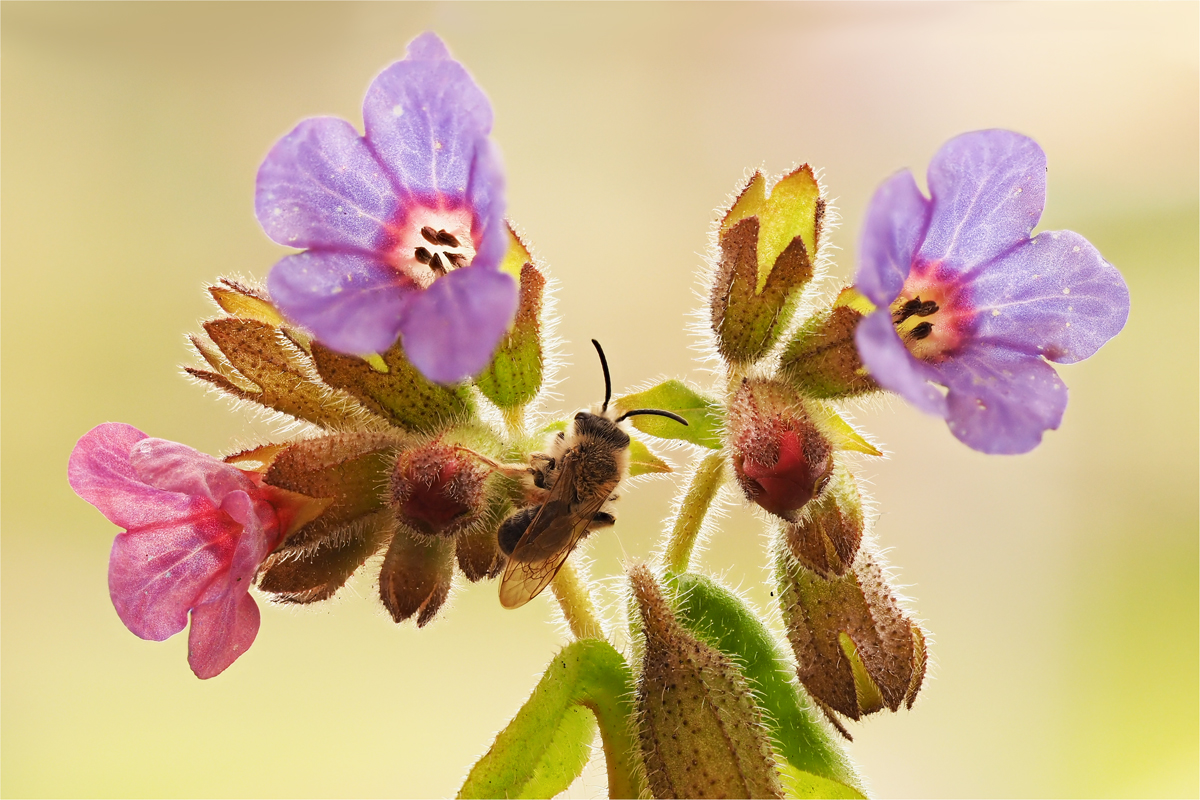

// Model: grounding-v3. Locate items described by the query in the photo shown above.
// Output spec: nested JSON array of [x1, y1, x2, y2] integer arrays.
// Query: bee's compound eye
[[574, 411, 588, 421]]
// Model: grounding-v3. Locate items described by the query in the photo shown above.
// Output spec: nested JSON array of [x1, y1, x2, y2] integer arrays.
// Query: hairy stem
[[551, 560, 605, 641], [665, 451, 727, 574]]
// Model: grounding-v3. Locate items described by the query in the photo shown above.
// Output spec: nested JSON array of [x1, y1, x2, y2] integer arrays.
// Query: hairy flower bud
[[776, 548, 926, 735], [390, 441, 489, 537], [779, 289, 879, 400], [379, 526, 456, 627], [630, 564, 783, 799], [729, 379, 834, 521], [257, 432, 401, 604], [710, 167, 824, 367], [782, 462, 864, 577]]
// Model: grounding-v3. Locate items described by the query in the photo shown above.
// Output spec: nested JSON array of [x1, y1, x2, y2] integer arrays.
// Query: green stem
[[664, 451, 727, 574], [551, 559, 605, 641]]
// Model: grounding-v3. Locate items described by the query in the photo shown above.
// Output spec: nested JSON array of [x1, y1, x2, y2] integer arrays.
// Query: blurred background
[[3, 3, 1196, 797]]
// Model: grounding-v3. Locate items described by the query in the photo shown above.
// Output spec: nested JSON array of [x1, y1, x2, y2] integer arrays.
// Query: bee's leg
[[456, 447, 528, 479], [498, 505, 541, 556], [529, 453, 556, 489]]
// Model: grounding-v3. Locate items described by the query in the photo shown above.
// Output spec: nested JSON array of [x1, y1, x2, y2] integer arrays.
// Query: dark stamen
[[894, 296, 941, 325], [415, 247, 433, 264], [909, 321, 934, 340], [429, 253, 446, 276], [445, 252, 466, 268], [435, 229, 460, 247], [894, 297, 923, 323], [421, 226, 441, 245]]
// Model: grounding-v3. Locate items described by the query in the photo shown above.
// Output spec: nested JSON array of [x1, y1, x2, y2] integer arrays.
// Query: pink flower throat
[[890, 261, 972, 363]]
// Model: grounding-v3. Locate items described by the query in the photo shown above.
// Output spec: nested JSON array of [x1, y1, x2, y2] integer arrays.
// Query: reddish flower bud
[[390, 441, 489, 537], [729, 379, 833, 521]]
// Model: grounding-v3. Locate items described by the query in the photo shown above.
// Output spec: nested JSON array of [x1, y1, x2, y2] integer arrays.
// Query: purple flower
[[68, 423, 288, 678], [853, 130, 1129, 454], [256, 32, 517, 384]]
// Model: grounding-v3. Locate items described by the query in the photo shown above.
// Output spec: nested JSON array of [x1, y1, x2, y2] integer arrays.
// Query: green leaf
[[613, 380, 724, 449], [459, 639, 646, 800], [627, 435, 671, 477], [664, 572, 865, 798]]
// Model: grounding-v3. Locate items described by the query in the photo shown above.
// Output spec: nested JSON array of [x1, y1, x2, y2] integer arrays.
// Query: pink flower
[[68, 423, 288, 678]]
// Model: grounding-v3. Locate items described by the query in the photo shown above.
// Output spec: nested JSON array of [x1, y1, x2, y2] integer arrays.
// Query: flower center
[[392, 207, 475, 288], [889, 262, 972, 363]]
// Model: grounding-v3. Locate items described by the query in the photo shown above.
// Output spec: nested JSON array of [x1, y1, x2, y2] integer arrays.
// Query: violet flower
[[853, 129, 1129, 454], [256, 32, 517, 384], [68, 423, 287, 678]]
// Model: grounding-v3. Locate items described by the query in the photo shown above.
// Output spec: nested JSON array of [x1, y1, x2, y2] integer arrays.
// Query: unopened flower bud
[[779, 288, 879, 400], [710, 167, 824, 367], [379, 526, 455, 627], [782, 462, 864, 577], [729, 379, 833, 521], [776, 549, 926, 734], [390, 441, 489, 537], [630, 564, 783, 799]]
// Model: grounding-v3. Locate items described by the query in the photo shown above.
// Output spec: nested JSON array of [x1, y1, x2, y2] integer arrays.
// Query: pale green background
[[3, 3, 1196, 798]]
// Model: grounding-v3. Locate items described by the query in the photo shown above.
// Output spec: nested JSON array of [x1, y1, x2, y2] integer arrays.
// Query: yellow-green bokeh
[[3, 3, 1195, 797]]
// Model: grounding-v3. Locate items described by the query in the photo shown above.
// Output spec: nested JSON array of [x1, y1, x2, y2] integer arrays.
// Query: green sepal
[[662, 571, 865, 798], [780, 289, 879, 400], [476, 262, 546, 410], [719, 167, 823, 288], [187, 317, 367, 430], [311, 339, 473, 434], [262, 432, 402, 554], [459, 639, 646, 800], [711, 167, 825, 366], [613, 380, 724, 450], [207, 278, 286, 327], [711, 216, 813, 366], [630, 565, 783, 799]]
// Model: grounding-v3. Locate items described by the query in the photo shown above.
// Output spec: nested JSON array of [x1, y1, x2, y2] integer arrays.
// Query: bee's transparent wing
[[498, 453, 617, 610]]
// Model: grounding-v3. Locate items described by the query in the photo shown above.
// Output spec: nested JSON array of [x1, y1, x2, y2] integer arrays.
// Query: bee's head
[[586, 339, 688, 431]]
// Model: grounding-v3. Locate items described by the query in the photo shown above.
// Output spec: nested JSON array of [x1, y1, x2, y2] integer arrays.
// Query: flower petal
[[918, 130, 1046, 273], [187, 590, 260, 679], [256, 117, 400, 252], [69, 424, 193, 530], [108, 514, 234, 641], [129, 438, 255, 508], [855, 170, 931, 306], [939, 344, 1069, 454], [466, 137, 507, 271], [399, 265, 517, 384], [856, 311, 948, 416], [969, 230, 1130, 364], [267, 251, 415, 354], [362, 32, 494, 203]]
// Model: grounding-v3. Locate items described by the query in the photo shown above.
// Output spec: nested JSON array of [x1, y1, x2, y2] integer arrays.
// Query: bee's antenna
[[616, 409, 689, 426], [591, 339, 612, 412]]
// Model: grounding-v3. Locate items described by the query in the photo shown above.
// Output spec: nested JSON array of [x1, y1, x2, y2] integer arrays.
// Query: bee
[[497, 340, 688, 609]]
